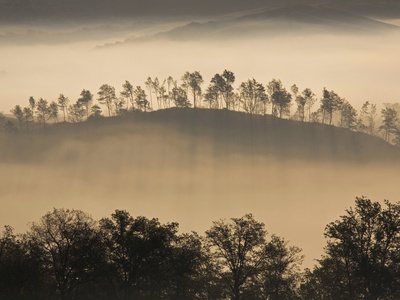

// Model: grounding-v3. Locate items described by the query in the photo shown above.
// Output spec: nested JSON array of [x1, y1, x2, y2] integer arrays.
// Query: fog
[[0, 117, 399, 268], [1, 18, 400, 114], [1, 6, 400, 268]]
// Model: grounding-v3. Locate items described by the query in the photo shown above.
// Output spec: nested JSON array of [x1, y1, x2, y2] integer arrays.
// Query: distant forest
[[2, 70, 400, 145], [1, 197, 400, 299]]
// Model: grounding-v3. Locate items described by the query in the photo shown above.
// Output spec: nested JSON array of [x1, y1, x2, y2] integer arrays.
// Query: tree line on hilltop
[[1, 197, 400, 299], [1, 70, 400, 145]]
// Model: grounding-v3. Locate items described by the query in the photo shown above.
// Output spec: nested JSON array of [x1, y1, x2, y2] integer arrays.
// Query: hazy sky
[[1, 27, 400, 113]]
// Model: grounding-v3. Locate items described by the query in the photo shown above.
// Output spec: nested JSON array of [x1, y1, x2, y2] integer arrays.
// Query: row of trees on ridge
[[2, 70, 400, 144]]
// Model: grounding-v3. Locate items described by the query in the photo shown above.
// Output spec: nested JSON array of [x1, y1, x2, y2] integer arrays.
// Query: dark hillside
[[145, 108, 400, 162], [1, 108, 397, 164]]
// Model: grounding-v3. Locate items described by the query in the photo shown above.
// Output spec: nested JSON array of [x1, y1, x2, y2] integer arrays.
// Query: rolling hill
[[1, 108, 398, 164], [104, 4, 399, 46]]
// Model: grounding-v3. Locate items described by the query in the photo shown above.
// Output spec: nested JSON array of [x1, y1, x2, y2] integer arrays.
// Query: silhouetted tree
[[133, 86, 150, 112], [151, 77, 164, 109], [239, 79, 267, 115], [204, 85, 219, 109], [380, 106, 398, 142], [77, 89, 93, 120], [182, 71, 203, 108], [89, 104, 103, 120], [26, 208, 106, 300], [68, 101, 86, 123], [145, 77, 154, 110], [206, 214, 266, 300], [267, 79, 283, 117], [303, 88, 317, 122], [293, 86, 315, 122], [166, 76, 176, 108], [167, 232, 208, 299], [304, 197, 400, 299], [339, 100, 357, 129], [255, 235, 303, 300], [172, 87, 191, 108], [57, 94, 70, 122], [210, 70, 236, 110], [291, 84, 303, 121], [98, 84, 116, 117], [357, 101, 377, 135], [36, 98, 50, 127], [28, 96, 36, 117], [268, 79, 291, 118], [320, 88, 342, 125], [272, 89, 292, 119], [10, 105, 24, 128], [22, 107, 34, 131], [0, 226, 46, 300], [49, 101, 59, 123], [100, 210, 179, 299], [120, 80, 134, 110]]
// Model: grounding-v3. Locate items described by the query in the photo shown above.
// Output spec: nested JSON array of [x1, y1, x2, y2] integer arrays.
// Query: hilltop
[[1, 108, 398, 164]]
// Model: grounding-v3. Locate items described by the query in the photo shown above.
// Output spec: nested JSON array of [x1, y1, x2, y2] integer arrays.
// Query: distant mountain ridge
[[1, 0, 400, 23], [104, 5, 399, 45]]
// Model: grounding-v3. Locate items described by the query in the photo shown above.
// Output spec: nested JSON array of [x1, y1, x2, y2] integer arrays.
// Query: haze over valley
[[1, 1, 400, 297]]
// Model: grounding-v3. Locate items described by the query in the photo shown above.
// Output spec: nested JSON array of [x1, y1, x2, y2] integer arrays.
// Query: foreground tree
[[26, 208, 106, 300], [0, 226, 45, 300], [303, 197, 400, 299], [255, 235, 303, 300], [100, 210, 179, 299], [206, 214, 266, 300]]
